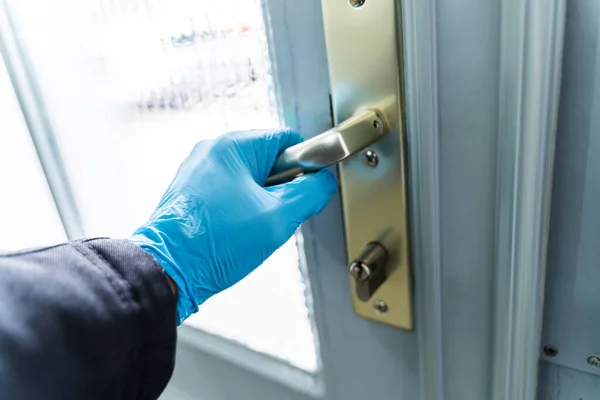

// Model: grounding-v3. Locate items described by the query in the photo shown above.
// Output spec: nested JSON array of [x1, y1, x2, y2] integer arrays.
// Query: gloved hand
[[129, 129, 337, 324]]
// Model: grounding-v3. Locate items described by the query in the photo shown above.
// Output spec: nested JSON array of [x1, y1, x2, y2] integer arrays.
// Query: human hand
[[129, 130, 336, 324]]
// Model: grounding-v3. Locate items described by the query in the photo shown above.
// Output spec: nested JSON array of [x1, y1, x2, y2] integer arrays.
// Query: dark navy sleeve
[[0, 238, 177, 400]]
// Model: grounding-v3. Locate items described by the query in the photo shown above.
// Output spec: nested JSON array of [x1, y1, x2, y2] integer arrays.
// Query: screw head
[[349, 0, 366, 8], [373, 118, 382, 131], [362, 149, 379, 168], [373, 300, 388, 314], [588, 356, 600, 367], [543, 345, 558, 357]]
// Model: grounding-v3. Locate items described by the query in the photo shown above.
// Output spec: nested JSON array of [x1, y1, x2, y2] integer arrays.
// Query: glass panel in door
[[3, 0, 318, 371]]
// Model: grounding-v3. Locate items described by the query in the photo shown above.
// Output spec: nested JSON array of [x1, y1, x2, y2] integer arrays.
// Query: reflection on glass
[[6, 0, 318, 372]]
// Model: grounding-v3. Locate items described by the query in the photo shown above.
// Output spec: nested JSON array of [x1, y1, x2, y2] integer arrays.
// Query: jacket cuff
[[79, 238, 177, 397]]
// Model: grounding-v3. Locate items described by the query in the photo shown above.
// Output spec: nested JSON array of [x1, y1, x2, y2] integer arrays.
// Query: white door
[[164, 1, 419, 398], [161, 0, 566, 399], [0, 0, 568, 399]]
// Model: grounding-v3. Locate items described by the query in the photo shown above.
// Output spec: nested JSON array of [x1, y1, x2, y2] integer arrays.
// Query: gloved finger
[[265, 129, 304, 153], [267, 169, 337, 221], [224, 129, 304, 184], [261, 129, 305, 183]]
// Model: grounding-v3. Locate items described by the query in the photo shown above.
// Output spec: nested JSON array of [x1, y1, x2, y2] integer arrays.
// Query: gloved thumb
[[268, 169, 337, 222]]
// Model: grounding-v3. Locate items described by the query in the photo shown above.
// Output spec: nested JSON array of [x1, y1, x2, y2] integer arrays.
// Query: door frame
[[404, 1, 567, 398], [491, 1, 566, 399]]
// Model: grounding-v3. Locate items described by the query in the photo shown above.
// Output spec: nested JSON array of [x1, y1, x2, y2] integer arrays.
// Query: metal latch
[[266, 109, 388, 186]]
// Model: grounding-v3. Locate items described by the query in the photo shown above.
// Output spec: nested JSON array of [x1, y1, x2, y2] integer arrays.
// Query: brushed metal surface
[[321, 0, 412, 329], [266, 109, 387, 186]]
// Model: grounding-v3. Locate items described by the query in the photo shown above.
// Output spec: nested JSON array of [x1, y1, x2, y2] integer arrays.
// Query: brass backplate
[[321, 0, 412, 329]]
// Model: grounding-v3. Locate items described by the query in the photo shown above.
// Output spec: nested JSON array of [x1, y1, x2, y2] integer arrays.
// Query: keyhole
[[349, 0, 366, 8]]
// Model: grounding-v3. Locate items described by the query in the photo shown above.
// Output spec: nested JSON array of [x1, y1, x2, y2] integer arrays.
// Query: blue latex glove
[[129, 129, 336, 324]]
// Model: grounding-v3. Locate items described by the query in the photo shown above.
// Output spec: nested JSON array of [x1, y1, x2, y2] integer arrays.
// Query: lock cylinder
[[349, 242, 388, 302]]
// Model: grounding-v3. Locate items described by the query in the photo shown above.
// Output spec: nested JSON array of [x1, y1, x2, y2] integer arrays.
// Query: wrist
[[128, 230, 199, 324], [163, 270, 178, 297]]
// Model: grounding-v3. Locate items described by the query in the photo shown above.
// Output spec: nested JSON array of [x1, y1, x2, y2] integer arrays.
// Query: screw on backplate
[[587, 356, 600, 367], [362, 149, 379, 168], [373, 300, 388, 314], [373, 118, 382, 131], [543, 345, 558, 357], [349, 0, 366, 8]]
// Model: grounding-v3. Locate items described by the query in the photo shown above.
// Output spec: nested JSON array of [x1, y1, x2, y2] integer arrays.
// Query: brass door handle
[[265, 109, 389, 186], [315, 0, 411, 330]]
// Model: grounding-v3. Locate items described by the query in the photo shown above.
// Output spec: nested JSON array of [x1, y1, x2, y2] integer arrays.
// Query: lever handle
[[265, 109, 388, 186]]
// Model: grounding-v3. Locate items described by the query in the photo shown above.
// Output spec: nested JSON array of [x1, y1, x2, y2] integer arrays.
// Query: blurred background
[[0, 0, 318, 373]]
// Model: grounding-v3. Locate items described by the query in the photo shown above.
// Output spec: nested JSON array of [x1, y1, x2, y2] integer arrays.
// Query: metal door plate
[[321, 0, 412, 329]]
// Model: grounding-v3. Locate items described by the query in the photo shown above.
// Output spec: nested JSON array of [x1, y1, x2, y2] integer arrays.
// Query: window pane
[[187, 236, 319, 372], [6, 0, 318, 372], [0, 53, 66, 251]]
